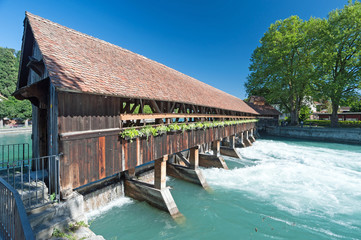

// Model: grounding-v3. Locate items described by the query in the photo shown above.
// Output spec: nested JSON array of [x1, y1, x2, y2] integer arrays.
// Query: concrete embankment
[[265, 126, 361, 144], [0, 127, 32, 134]]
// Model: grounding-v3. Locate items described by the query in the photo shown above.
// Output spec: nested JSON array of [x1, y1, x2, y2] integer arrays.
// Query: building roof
[[247, 103, 281, 116], [246, 96, 281, 116], [23, 12, 258, 115]]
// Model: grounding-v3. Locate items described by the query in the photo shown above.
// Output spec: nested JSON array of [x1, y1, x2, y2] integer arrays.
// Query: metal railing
[[3, 155, 61, 209], [0, 143, 61, 210], [0, 143, 30, 169], [0, 177, 35, 240]]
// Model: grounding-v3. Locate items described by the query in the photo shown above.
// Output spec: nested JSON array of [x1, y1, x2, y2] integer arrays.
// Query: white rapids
[[203, 139, 361, 220]]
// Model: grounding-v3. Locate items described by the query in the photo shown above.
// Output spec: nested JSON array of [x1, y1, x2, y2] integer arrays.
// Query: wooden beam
[[129, 101, 138, 114], [150, 100, 161, 113], [170, 102, 176, 113], [119, 113, 256, 121], [139, 99, 144, 114], [154, 155, 168, 190]]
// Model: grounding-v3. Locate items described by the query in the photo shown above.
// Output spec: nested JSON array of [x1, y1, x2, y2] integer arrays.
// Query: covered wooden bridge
[[14, 12, 259, 216]]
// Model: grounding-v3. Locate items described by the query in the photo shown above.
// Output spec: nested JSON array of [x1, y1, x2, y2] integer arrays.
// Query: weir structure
[[13, 12, 259, 232]]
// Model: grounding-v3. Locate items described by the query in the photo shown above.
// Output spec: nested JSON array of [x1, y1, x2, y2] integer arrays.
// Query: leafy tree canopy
[[0, 96, 32, 119], [311, 0, 361, 126], [246, 16, 317, 125], [0, 47, 20, 98], [0, 46, 32, 120]]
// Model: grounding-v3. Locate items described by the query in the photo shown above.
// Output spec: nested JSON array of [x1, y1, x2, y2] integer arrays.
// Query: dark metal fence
[[0, 143, 30, 169], [0, 144, 61, 210], [0, 177, 35, 240]]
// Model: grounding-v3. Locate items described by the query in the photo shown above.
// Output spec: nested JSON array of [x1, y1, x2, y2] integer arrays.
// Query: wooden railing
[[120, 113, 255, 121], [0, 177, 35, 240]]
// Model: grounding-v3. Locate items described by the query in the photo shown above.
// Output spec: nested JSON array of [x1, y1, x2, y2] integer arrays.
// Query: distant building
[[246, 96, 281, 119], [246, 96, 281, 129], [313, 112, 361, 121]]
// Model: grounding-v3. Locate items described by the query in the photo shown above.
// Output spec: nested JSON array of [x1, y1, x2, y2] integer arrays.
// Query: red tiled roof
[[25, 12, 258, 115], [247, 103, 281, 116]]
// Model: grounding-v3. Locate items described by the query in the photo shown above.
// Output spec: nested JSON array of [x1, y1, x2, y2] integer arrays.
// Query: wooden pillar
[[128, 168, 136, 178], [189, 146, 199, 169], [211, 140, 220, 157], [240, 132, 244, 143], [154, 155, 168, 190], [230, 135, 236, 148]]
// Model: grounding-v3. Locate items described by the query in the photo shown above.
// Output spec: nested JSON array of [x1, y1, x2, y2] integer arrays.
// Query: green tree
[[312, 1, 361, 127], [0, 97, 32, 119], [350, 98, 361, 111], [246, 16, 317, 125], [0, 47, 19, 98], [0, 46, 32, 120], [299, 105, 312, 121]]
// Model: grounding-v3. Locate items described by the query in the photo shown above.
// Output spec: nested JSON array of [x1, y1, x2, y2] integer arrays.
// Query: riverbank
[[264, 126, 361, 144], [0, 126, 32, 134]]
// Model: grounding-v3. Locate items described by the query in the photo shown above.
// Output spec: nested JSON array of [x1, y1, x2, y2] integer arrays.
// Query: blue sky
[[0, 0, 347, 99]]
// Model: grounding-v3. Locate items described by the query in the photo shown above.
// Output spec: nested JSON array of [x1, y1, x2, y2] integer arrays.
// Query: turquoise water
[[0, 131, 31, 145], [89, 137, 361, 240], [0, 132, 32, 165]]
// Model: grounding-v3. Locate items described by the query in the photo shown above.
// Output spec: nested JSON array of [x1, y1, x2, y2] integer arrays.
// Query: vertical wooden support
[[230, 135, 236, 148], [211, 140, 220, 157], [128, 168, 136, 178], [189, 146, 199, 170], [98, 136, 106, 179], [154, 155, 168, 190]]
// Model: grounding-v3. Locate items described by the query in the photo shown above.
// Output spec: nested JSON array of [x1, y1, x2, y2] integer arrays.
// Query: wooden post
[[230, 135, 236, 148], [128, 168, 136, 178], [189, 146, 199, 169], [211, 140, 220, 157], [154, 155, 168, 190]]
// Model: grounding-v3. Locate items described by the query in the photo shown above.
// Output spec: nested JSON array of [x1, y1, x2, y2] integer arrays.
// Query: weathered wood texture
[[59, 131, 122, 191], [124, 179, 180, 217], [57, 92, 121, 133], [166, 163, 209, 189], [198, 154, 228, 169], [59, 122, 255, 190]]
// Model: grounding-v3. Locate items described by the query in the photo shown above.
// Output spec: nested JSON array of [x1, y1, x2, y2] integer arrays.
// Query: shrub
[[168, 123, 181, 131], [120, 128, 139, 142], [155, 125, 169, 134], [139, 126, 157, 140]]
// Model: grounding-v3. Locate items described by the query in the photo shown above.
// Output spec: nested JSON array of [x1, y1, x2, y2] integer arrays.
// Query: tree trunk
[[330, 102, 339, 128], [290, 109, 298, 126]]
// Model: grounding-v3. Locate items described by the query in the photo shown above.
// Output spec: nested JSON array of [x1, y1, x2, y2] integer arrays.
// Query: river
[[1, 133, 360, 239], [88, 137, 361, 240]]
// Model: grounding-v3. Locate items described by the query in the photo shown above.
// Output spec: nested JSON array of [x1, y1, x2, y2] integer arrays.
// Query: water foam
[[86, 196, 133, 220], [203, 140, 361, 219]]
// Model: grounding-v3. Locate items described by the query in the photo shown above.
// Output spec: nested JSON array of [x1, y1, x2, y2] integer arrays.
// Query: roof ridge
[[23, 12, 257, 114], [25, 12, 231, 94]]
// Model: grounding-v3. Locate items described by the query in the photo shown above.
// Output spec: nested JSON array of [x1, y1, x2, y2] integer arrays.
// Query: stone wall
[[265, 126, 361, 144]]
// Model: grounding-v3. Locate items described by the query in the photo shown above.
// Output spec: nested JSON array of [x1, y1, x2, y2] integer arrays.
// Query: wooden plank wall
[[57, 92, 121, 133], [59, 122, 255, 190], [59, 132, 122, 191]]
